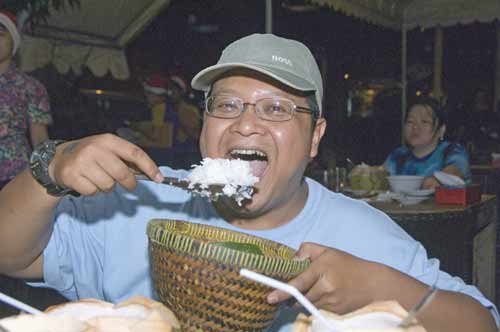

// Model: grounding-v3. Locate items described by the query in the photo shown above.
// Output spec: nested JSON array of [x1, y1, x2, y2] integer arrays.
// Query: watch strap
[[30, 140, 78, 197]]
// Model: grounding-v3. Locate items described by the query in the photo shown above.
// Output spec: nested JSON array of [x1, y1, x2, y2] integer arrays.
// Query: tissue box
[[435, 185, 481, 205]]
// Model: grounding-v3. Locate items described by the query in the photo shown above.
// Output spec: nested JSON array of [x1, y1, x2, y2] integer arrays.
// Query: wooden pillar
[[494, 21, 500, 112], [265, 0, 272, 33], [433, 26, 444, 103], [401, 24, 407, 145]]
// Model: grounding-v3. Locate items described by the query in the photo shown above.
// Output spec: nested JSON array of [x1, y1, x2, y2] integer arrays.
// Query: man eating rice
[[0, 33, 498, 332]]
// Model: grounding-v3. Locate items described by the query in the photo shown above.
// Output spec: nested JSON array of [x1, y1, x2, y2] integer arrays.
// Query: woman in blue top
[[384, 97, 471, 189]]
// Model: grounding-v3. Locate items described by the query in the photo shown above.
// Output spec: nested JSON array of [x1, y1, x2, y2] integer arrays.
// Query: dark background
[[35, 0, 497, 165]]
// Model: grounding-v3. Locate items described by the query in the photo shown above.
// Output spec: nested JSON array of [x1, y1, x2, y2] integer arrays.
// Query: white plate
[[404, 189, 435, 197], [343, 188, 380, 198], [394, 195, 428, 205]]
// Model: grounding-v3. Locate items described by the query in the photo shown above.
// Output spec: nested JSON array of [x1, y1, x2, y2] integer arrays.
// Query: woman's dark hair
[[407, 96, 447, 128]]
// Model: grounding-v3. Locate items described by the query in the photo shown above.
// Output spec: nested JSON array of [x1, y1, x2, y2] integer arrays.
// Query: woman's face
[[404, 104, 443, 149], [0, 25, 13, 65]]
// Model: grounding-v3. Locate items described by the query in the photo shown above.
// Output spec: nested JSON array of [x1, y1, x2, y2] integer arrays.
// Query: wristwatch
[[29, 140, 75, 196]]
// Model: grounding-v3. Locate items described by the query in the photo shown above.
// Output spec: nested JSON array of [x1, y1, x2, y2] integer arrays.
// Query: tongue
[[249, 160, 268, 179]]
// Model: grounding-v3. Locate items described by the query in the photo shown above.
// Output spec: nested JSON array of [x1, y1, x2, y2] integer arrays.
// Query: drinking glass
[[323, 167, 347, 192], [334, 167, 347, 192]]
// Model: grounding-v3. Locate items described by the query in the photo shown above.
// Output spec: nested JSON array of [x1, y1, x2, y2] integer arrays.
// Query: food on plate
[[0, 314, 85, 332], [213, 241, 264, 255], [187, 158, 259, 204], [292, 301, 426, 332], [0, 296, 179, 332], [349, 164, 388, 191]]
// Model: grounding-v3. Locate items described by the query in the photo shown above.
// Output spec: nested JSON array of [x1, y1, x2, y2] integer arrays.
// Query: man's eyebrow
[[213, 88, 287, 99], [212, 88, 241, 95]]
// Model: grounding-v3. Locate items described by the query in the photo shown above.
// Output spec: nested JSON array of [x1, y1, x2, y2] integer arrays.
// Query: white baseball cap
[[191, 33, 323, 115]]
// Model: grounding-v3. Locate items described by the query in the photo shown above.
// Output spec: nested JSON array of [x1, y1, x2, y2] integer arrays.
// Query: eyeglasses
[[205, 95, 315, 122]]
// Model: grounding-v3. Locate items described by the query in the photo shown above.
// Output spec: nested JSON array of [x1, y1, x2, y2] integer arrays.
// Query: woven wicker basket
[[147, 219, 309, 332]]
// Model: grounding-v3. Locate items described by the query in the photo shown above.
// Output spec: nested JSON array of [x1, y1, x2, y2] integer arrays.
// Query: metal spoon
[[135, 174, 255, 201], [64, 172, 255, 202], [399, 285, 438, 327]]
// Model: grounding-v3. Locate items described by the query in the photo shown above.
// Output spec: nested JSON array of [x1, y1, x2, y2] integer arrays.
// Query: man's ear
[[310, 118, 327, 158]]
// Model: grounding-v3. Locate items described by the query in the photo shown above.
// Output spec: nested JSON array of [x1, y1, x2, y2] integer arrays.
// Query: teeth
[[230, 149, 267, 157]]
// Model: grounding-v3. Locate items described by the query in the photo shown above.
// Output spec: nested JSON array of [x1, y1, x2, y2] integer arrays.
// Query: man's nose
[[230, 104, 265, 135]]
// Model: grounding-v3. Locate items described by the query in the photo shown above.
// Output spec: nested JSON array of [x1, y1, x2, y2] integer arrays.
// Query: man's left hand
[[267, 242, 381, 314]]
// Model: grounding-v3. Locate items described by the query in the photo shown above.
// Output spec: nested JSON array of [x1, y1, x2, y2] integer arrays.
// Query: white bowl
[[387, 175, 424, 193]]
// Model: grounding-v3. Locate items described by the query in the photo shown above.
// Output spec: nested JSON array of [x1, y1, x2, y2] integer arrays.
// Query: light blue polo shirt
[[31, 166, 499, 330]]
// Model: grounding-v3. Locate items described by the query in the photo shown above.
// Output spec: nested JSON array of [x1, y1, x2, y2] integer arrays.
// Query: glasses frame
[[205, 95, 315, 122]]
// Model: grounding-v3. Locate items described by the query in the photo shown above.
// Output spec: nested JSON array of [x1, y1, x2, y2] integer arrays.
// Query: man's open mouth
[[229, 149, 268, 179]]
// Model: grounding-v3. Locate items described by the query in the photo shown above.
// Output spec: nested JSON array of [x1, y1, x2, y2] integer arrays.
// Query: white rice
[[187, 158, 259, 205]]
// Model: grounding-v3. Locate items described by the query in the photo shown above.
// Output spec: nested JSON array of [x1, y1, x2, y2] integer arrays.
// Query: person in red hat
[[125, 73, 201, 165], [163, 75, 201, 152], [134, 73, 173, 149], [0, 10, 52, 190]]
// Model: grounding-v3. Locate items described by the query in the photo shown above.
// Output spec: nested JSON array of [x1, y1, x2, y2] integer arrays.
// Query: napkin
[[433, 171, 465, 187]]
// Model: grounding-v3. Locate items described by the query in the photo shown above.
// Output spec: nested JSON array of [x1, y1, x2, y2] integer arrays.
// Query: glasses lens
[[256, 98, 293, 121], [207, 96, 241, 118]]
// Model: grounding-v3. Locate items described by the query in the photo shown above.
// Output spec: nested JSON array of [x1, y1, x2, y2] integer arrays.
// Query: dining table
[[1, 193, 498, 318], [371, 194, 497, 304]]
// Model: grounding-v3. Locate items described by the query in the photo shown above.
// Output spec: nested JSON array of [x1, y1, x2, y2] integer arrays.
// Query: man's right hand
[[49, 134, 164, 196]]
